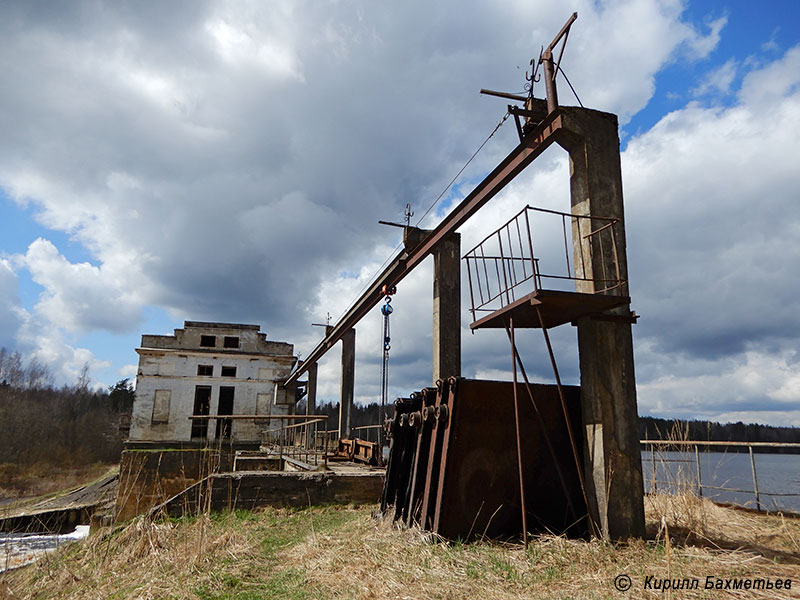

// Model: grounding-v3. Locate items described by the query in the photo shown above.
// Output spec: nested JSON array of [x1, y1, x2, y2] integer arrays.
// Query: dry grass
[[2, 496, 799, 600], [0, 463, 116, 502], [645, 492, 800, 560]]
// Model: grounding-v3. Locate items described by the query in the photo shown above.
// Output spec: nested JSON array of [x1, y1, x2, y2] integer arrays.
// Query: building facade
[[128, 321, 298, 444]]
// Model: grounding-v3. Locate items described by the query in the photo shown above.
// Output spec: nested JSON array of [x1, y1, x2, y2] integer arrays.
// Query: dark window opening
[[197, 364, 213, 376], [191, 386, 211, 440], [216, 387, 235, 440], [200, 335, 216, 347], [223, 336, 240, 349], [221, 366, 237, 377]]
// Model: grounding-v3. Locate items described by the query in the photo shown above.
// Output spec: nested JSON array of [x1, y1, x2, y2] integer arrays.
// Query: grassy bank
[[2, 494, 799, 599]]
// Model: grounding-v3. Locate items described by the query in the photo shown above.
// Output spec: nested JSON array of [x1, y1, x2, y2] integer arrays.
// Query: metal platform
[[470, 288, 630, 330]]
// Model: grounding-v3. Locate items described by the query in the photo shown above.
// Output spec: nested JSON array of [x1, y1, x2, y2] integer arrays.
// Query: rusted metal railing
[[187, 414, 333, 468], [641, 440, 800, 512], [352, 424, 383, 444], [261, 417, 347, 468], [463, 205, 625, 320]]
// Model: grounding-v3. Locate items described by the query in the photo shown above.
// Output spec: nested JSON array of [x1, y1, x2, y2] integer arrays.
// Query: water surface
[[642, 450, 800, 513], [0, 525, 89, 572]]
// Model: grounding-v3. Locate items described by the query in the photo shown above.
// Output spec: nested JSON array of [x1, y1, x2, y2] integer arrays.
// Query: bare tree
[[76, 362, 91, 391], [24, 357, 53, 390], [0, 348, 24, 387]]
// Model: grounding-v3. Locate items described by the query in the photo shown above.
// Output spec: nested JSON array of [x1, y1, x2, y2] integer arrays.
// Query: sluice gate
[[381, 377, 589, 541]]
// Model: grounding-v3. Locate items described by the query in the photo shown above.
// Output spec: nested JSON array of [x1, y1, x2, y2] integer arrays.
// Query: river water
[[641, 450, 800, 513], [0, 525, 89, 572]]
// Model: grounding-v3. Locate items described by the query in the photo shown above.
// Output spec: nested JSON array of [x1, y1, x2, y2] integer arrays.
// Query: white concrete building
[[128, 321, 298, 444]]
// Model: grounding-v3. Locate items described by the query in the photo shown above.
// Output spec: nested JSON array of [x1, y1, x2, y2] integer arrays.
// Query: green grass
[[191, 506, 360, 599], [179, 507, 355, 599]]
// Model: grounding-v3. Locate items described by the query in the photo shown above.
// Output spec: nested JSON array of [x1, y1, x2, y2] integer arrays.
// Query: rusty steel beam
[[284, 111, 564, 387], [479, 89, 528, 103], [187, 414, 327, 420], [543, 12, 578, 60]]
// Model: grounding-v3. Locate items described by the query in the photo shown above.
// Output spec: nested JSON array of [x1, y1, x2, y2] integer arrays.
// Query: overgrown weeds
[[2, 498, 799, 599]]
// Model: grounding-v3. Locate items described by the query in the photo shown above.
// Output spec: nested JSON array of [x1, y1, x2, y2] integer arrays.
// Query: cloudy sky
[[1, 0, 798, 426]]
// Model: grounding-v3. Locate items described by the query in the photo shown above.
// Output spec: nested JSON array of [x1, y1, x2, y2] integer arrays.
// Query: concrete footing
[[115, 447, 224, 522], [115, 445, 384, 523], [153, 470, 385, 518]]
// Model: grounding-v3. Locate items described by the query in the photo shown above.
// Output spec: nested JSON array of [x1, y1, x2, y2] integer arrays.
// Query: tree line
[[639, 416, 800, 453], [298, 399, 387, 440], [3, 341, 797, 465], [0, 348, 134, 467], [307, 398, 800, 453]]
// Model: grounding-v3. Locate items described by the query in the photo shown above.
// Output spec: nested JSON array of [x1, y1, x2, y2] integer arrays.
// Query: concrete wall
[[156, 471, 385, 517], [141, 321, 294, 357], [115, 448, 223, 522]]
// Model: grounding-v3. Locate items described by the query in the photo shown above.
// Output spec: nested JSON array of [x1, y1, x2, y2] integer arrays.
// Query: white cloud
[[118, 364, 139, 379], [638, 350, 800, 426], [0, 0, 708, 345], [15, 314, 111, 386], [685, 15, 727, 59], [738, 45, 800, 107], [205, 18, 304, 81], [556, 1, 726, 122], [619, 43, 800, 422], [20, 238, 142, 333], [0, 259, 26, 349], [692, 58, 737, 96], [0, 1, 797, 426]]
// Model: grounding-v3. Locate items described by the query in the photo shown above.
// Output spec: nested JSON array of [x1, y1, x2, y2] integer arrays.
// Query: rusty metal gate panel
[[402, 387, 437, 525], [417, 379, 450, 530], [432, 378, 587, 540], [381, 396, 416, 516], [382, 377, 588, 541]]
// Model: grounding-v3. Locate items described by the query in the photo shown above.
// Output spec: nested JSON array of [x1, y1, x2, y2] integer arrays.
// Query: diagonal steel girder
[[284, 110, 564, 387]]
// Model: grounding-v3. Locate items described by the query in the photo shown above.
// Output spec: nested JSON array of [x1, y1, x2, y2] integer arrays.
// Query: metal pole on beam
[[542, 55, 559, 114]]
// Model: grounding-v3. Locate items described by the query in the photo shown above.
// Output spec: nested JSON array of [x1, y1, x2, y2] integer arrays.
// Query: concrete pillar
[[339, 328, 355, 440], [433, 232, 461, 384], [306, 362, 318, 417], [306, 362, 317, 449], [557, 107, 645, 540]]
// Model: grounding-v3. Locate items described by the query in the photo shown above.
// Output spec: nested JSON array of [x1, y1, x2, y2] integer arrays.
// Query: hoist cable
[[414, 111, 510, 228], [379, 297, 394, 451], [330, 111, 511, 327]]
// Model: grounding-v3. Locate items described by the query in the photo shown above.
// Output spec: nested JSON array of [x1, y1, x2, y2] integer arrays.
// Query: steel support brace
[[507, 318, 528, 548], [505, 327, 583, 528], [536, 305, 600, 538]]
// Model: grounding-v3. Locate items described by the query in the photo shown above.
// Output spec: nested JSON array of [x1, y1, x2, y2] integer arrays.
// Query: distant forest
[[2, 342, 799, 468], [639, 416, 800, 452], [309, 400, 800, 451], [0, 348, 134, 468], [298, 400, 387, 442]]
